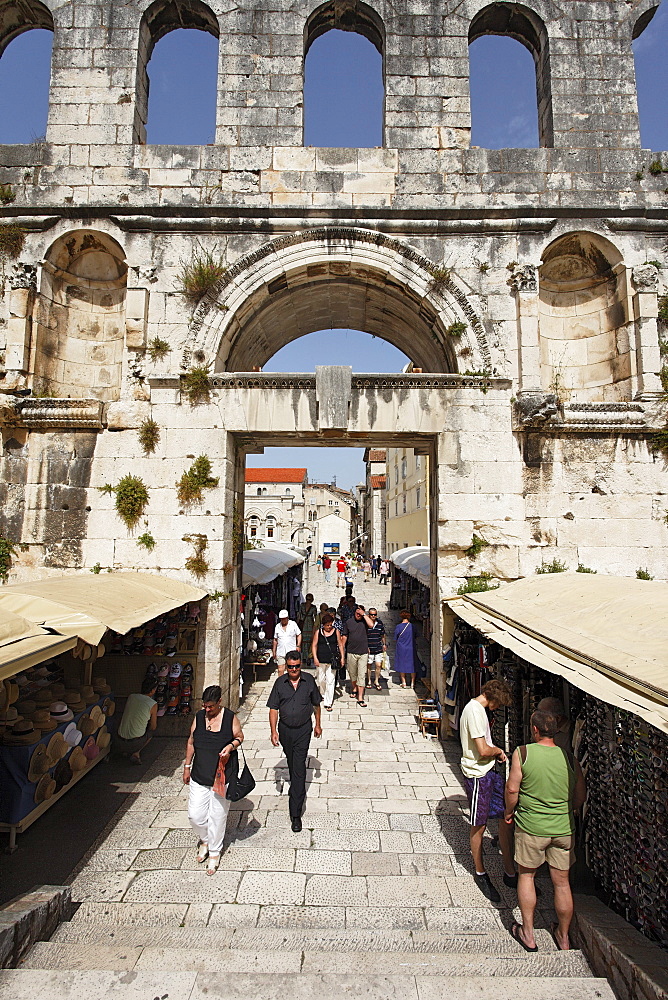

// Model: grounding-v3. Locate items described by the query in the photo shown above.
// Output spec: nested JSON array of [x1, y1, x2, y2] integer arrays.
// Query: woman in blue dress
[[393, 609, 417, 689]]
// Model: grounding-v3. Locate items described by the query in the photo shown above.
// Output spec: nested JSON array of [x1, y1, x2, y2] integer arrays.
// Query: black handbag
[[225, 745, 256, 801]]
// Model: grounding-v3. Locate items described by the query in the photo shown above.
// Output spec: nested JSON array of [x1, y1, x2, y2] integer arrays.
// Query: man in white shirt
[[272, 610, 301, 675], [460, 678, 514, 903]]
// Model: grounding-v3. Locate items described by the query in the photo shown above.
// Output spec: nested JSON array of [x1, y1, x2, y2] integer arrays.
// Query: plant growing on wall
[[649, 160, 664, 176], [138, 418, 160, 455], [0, 223, 25, 261], [456, 572, 498, 595], [177, 248, 227, 304], [445, 322, 467, 338], [100, 475, 150, 530], [536, 558, 568, 574], [0, 184, 15, 205], [182, 365, 212, 405], [465, 534, 489, 559], [0, 537, 17, 583], [147, 337, 171, 363], [183, 534, 208, 578], [659, 296, 668, 324], [427, 264, 451, 291], [636, 568, 653, 580], [177, 455, 219, 506], [576, 563, 597, 574], [136, 531, 156, 551]]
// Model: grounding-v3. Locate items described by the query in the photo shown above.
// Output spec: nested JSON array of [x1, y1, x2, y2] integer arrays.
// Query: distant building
[[244, 468, 307, 546], [385, 448, 429, 555], [304, 482, 354, 559], [359, 449, 386, 557]]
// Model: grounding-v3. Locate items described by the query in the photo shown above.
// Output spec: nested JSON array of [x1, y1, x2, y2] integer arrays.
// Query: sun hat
[[64, 689, 82, 705], [69, 746, 87, 771], [27, 743, 51, 782], [32, 709, 57, 732], [92, 677, 111, 695], [15, 699, 36, 718], [78, 714, 96, 738], [83, 736, 100, 761], [63, 722, 82, 747], [81, 685, 97, 705], [34, 666, 50, 678], [6, 680, 19, 705], [89, 705, 104, 729], [102, 697, 116, 718], [53, 757, 73, 792], [0, 707, 22, 727], [34, 774, 56, 804], [46, 732, 69, 766], [5, 719, 42, 745], [96, 725, 110, 750], [278, 609, 289, 618], [50, 701, 74, 724], [34, 688, 54, 706]]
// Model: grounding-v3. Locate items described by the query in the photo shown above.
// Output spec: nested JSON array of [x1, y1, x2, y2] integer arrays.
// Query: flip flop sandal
[[326, 706, 333, 711], [196, 842, 209, 864], [374, 683, 382, 690], [357, 700, 367, 707], [551, 922, 569, 951], [511, 922, 538, 953], [207, 854, 220, 875]]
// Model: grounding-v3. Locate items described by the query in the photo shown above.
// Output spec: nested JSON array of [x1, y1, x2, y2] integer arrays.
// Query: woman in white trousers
[[183, 684, 244, 875], [311, 614, 340, 712]]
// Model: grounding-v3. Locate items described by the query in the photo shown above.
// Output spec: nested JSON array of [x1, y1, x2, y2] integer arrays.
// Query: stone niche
[[538, 233, 632, 402], [32, 231, 127, 401]]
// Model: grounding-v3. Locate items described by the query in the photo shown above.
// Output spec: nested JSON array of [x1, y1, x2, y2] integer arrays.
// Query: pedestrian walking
[[371, 555, 379, 579], [183, 685, 244, 876], [336, 555, 347, 587], [322, 554, 331, 583], [311, 613, 339, 712], [297, 593, 317, 666], [316, 555, 322, 573], [341, 604, 374, 707], [459, 678, 516, 903], [504, 708, 586, 952], [365, 608, 386, 690], [267, 650, 322, 831], [393, 609, 418, 688], [272, 609, 301, 675], [379, 559, 390, 584], [313, 601, 330, 632], [362, 558, 372, 582], [340, 594, 357, 622]]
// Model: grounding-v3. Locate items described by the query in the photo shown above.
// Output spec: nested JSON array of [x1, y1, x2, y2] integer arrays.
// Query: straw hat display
[[5, 680, 19, 705], [49, 701, 74, 725], [3, 719, 41, 745], [83, 736, 100, 761], [78, 714, 96, 738], [81, 685, 98, 705], [46, 732, 68, 766], [34, 774, 56, 804], [50, 682, 66, 699], [93, 677, 111, 696], [69, 746, 87, 772], [53, 757, 73, 792], [32, 709, 57, 733], [89, 705, 104, 730], [63, 722, 82, 747], [27, 743, 51, 782], [102, 697, 116, 718], [95, 725, 111, 751], [0, 707, 22, 729], [34, 688, 54, 706], [15, 700, 36, 718]]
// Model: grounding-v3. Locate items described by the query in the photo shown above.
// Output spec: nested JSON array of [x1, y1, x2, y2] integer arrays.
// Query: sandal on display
[[196, 842, 209, 864], [207, 854, 220, 876]]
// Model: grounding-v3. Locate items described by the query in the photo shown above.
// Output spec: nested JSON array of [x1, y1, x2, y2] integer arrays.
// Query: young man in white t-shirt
[[272, 610, 301, 675], [459, 678, 515, 902]]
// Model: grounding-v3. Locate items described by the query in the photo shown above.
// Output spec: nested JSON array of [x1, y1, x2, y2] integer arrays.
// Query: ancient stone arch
[[185, 227, 490, 373]]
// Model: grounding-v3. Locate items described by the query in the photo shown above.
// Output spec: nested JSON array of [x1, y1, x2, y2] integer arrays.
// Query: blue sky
[[1, 12, 667, 486]]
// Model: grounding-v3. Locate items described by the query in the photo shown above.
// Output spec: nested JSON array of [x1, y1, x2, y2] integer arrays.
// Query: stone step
[[21, 941, 593, 977], [53, 922, 558, 953], [0, 970, 617, 1000]]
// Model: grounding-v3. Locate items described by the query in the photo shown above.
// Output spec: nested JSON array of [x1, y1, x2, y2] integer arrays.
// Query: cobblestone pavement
[[3, 577, 615, 999]]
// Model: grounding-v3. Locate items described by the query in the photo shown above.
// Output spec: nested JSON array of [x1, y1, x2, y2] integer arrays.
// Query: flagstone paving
[[1, 576, 616, 999]]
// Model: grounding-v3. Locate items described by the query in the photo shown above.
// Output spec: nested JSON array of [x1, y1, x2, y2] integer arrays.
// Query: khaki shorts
[[514, 829, 575, 871], [346, 652, 368, 687]]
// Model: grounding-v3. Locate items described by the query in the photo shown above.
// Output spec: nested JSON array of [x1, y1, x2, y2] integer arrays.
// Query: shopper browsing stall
[[114, 677, 158, 764]]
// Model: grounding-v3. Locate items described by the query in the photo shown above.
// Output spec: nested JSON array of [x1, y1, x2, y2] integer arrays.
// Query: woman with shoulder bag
[[183, 684, 244, 875], [311, 613, 339, 712]]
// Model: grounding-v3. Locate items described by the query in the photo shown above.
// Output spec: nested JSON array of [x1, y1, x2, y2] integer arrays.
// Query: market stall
[[389, 546, 430, 619], [443, 573, 668, 950], [241, 545, 305, 678]]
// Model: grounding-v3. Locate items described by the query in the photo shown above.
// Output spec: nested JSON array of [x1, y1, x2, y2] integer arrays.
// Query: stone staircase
[[0, 583, 616, 999]]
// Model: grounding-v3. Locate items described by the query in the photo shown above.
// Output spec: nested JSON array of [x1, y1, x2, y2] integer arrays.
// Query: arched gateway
[[0, 0, 666, 715]]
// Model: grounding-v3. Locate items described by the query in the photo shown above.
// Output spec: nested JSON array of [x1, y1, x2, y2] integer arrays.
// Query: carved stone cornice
[[14, 398, 104, 429], [515, 397, 651, 435], [631, 265, 660, 292], [507, 264, 538, 294]]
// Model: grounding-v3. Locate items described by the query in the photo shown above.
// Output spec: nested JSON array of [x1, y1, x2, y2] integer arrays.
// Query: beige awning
[[0, 608, 76, 682], [0, 572, 207, 646], [444, 574, 668, 734]]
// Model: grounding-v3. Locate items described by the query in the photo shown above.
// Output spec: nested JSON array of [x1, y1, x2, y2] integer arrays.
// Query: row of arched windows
[[0, 1, 666, 148]]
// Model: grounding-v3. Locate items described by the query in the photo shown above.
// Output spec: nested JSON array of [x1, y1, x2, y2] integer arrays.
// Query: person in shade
[[267, 650, 322, 831], [183, 684, 244, 876], [393, 609, 417, 689], [504, 708, 586, 952], [114, 676, 158, 764]]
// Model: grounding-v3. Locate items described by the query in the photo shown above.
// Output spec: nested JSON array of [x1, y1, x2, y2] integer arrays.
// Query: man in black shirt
[[267, 650, 322, 831]]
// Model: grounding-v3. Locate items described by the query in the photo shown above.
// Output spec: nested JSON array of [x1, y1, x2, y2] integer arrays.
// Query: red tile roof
[[245, 468, 307, 484], [370, 474, 386, 489]]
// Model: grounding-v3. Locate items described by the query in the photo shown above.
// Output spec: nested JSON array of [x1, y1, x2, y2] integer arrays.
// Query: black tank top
[[191, 707, 236, 787], [316, 627, 339, 663]]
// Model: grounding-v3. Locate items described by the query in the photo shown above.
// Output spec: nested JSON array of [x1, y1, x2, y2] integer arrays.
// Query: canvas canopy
[[444, 573, 668, 734], [390, 546, 430, 587], [0, 607, 76, 682], [242, 545, 304, 587], [0, 572, 207, 646]]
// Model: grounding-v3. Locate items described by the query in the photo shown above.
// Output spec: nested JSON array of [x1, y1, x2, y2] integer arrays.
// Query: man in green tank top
[[504, 708, 586, 952]]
